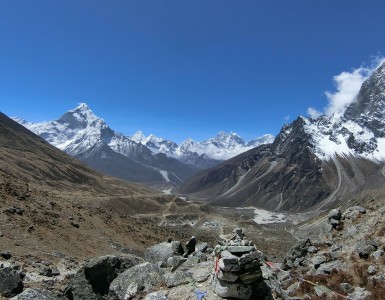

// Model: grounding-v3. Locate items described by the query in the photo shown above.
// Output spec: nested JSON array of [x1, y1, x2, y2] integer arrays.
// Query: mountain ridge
[[14, 104, 274, 182], [179, 60, 385, 212]]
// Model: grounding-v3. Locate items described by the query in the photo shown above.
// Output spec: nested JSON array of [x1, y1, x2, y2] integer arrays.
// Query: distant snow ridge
[[132, 130, 275, 161]]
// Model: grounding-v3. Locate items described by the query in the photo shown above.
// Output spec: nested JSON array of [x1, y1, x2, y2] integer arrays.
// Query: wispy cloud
[[307, 56, 385, 118], [284, 115, 290, 122]]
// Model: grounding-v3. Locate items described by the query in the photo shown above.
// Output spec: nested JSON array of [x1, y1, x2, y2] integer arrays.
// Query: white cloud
[[324, 67, 370, 116], [307, 57, 385, 118], [307, 107, 321, 118], [284, 115, 290, 121]]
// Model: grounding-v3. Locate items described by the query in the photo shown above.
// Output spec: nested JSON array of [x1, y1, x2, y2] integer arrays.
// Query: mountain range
[[179, 60, 385, 212], [14, 104, 273, 185]]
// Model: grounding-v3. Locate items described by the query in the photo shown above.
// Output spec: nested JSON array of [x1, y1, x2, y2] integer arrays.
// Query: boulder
[[316, 261, 342, 275], [0, 267, 23, 297], [343, 206, 366, 219], [109, 262, 164, 299], [164, 268, 193, 288], [191, 261, 212, 283], [145, 242, 179, 264], [327, 209, 342, 220], [310, 255, 327, 269], [10, 288, 60, 300], [65, 254, 143, 300], [0, 251, 12, 259], [356, 240, 378, 259]]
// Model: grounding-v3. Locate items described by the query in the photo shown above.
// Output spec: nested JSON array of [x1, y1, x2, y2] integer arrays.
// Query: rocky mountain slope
[[180, 61, 385, 212], [0, 111, 226, 298], [14, 104, 196, 185]]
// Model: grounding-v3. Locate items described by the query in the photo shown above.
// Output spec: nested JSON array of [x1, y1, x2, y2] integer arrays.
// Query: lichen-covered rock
[[109, 262, 164, 299], [164, 268, 193, 287], [0, 267, 23, 298], [10, 288, 60, 300], [65, 254, 143, 300], [145, 242, 181, 264], [356, 240, 378, 259]]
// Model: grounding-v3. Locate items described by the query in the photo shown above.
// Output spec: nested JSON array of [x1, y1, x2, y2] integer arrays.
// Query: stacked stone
[[213, 229, 273, 300]]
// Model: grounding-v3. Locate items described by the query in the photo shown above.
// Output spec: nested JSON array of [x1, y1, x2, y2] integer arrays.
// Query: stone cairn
[[212, 228, 273, 300]]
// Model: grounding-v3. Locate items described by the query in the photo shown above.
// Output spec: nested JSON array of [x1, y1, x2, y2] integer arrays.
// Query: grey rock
[[293, 257, 304, 268], [348, 287, 370, 300], [311, 255, 327, 269], [220, 250, 238, 264], [196, 242, 208, 253], [218, 258, 241, 272], [356, 240, 378, 258], [144, 292, 168, 300], [347, 225, 357, 237], [170, 241, 184, 256], [109, 262, 164, 299], [314, 285, 332, 297], [0, 251, 12, 259], [340, 282, 354, 294], [370, 248, 384, 260], [327, 209, 342, 220], [260, 264, 274, 280], [368, 265, 377, 275], [238, 250, 263, 266], [307, 246, 319, 254], [0, 267, 23, 297], [10, 288, 60, 300], [65, 254, 142, 300], [3, 206, 24, 215], [145, 242, 176, 264], [217, 269, 238, 282], [167, 256, 186, 271], [239, 267, 263, 284], [343, 206, 366, 219], [212, 276, 252, 300], [329, 218, 340, 226], [316, 261, 342, 274], [286, 282, 300, 295], [191, 261, 212, 283], [39, 267, 60, 277], [226, 246, 255, 253], [331, 244, 342, 252], [164, 268, 193, 287]]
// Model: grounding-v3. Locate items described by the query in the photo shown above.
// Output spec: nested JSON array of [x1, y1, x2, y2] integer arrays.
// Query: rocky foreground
[[2, 200, 385, 300]]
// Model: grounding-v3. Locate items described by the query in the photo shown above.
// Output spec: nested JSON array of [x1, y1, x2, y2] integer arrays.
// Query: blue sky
[[1, 1, 385, 143]]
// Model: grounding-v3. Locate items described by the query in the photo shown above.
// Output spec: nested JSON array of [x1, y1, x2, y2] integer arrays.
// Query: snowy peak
[[202, 131, 245, 149], [131, 131, 146, 143], [247, 134, 275, 147], [130, 131, 177, 154], [57, 103, 106, 130], [276, 60, 385, 161]]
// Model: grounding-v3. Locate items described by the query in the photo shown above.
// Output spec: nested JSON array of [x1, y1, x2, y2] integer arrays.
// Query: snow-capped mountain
[[131, 130, 275, 168], [180, 60, 385, 212], [131, 131, 178, 155], [14, 103, 195, 185]]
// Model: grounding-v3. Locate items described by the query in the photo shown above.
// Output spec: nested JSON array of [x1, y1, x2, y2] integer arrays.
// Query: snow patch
[[159, 170, 170, 182]]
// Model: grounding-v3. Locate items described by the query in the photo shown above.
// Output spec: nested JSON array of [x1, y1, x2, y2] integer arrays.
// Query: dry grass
[[367, 279, 385, 299]]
